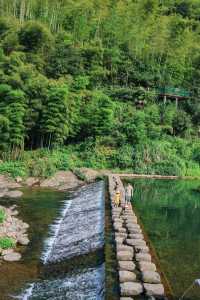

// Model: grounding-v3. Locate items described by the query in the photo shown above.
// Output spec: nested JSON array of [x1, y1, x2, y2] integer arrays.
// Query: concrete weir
[[109, 175, 166, 300], [42, 180, 105, 264], [16, 181, 105, 300]]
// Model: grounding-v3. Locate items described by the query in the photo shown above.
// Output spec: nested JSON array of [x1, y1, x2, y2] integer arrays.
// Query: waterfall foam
[[42, 181, 105, 264], [41, 199, 73, 264], [15, 264, 105, 300]]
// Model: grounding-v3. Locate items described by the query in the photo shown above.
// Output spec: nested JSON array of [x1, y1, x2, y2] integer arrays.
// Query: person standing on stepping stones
[[114, 190, 121, 207], [125, 183, 134, 207]]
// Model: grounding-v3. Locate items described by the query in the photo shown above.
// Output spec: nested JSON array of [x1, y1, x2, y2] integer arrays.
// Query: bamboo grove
[[0, 0, 200, 175]]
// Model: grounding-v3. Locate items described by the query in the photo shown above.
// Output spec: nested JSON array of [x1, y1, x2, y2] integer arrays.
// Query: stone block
[[120, 282, 143, 296], [143, 283, 165, 297], [119, 271, 137, 283], [118, 261, 136, 271]]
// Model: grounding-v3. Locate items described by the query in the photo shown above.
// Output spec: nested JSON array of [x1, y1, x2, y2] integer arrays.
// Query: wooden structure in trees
[[157, 87, 191, 107]]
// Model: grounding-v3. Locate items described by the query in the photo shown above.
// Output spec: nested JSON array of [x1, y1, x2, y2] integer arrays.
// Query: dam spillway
[[14, 181, 105, 300], [42, 180, 105, 264]]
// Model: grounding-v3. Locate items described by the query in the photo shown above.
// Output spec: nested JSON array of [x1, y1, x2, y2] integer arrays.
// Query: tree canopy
[[0, 0, 200, 175]]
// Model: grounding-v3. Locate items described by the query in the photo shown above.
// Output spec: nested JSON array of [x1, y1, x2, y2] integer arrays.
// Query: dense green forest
[[0, 0, 200, 177]]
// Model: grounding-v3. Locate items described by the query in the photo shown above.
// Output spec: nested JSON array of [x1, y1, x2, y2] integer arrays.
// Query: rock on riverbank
[[40, 171, 83, 190], [0, 205, 30, 262], [40, 169, 109, 190], [0, 175, 23, 199], [0, 168, 109, 194]]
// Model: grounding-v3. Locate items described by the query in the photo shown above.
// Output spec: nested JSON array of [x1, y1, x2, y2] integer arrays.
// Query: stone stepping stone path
[[109, 175, 166, 299]]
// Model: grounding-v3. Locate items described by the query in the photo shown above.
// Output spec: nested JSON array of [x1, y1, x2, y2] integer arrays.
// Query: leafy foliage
[[0, 1, 198, 176]]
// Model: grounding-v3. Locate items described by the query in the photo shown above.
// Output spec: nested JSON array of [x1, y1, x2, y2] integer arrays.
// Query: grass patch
[[0, 237, 16, 249], [0, 209, 5, 223]]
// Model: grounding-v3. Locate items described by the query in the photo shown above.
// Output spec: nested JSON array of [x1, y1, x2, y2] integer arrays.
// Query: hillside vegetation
[[0, 0, 200, 177]]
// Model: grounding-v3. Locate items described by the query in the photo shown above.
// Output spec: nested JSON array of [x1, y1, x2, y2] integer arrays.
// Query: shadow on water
[[125, 179, 200, 300], [0, 182, 105, 300]]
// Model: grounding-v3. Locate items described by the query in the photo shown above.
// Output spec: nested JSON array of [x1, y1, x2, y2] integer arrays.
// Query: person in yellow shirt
[[114, 190, 121, 207]]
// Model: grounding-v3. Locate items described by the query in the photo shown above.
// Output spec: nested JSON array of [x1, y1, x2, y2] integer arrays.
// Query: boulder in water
[[136, 253, 151, 262], [139, 262, 157, 272], [117, 245, 134, 254], [118, 261, 136, 271], [117, 251, 133, 261], [135, 245, 149, 253], [6, 190, 23, 198], [126, 239, 146, 247], [119, 271, 136, 283], [143, 283, 165, 297], [128, 233, 144, 239], [115, 237, 124, 244], [25, 177, 40, 187], [3, 252, 21, 261], [142, 271, 161, 284], [120, 282, 143, 296], [128, 228, 142, 235], [18, 236, 30, 246]]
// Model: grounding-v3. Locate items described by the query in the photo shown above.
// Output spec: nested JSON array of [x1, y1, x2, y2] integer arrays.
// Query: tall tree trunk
[[13, 0, 17, 18], [0, 0, 4, 16], [20, 0, 26, 24]]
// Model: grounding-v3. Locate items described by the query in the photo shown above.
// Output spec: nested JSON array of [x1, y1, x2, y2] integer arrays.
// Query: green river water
[[127, 179, 200, 300]]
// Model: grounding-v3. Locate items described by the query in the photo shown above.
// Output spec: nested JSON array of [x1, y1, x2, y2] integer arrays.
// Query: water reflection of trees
[[127, 179, 200, 300]]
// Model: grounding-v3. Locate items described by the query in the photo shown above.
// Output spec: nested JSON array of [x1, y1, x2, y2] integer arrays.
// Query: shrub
[[0, 161, 27, 178], [27, 157, 57, 178], [18, 21, 53, 52], [192, 143, 200, 164], [116, 144, 134, 169], [0, 237, 15, 249], [153, 157, 186, 176]]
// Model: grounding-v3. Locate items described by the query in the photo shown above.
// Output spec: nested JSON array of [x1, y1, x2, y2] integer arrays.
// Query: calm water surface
[[128, 179, 200, 300]]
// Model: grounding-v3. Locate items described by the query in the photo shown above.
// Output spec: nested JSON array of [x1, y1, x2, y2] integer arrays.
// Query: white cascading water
[[41, 180, 105, 264], [14, 181, 105, 300], [41, 199, 73, 264]]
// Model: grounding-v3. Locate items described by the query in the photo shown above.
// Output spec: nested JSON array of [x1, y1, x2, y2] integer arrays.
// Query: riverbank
[[0, 168, 109, 200], [0, 166, 199, 203], [1, 140, 200, 181], [0, 205, 29, 262]]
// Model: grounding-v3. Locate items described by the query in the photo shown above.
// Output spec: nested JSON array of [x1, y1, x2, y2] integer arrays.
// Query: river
[[127, 178, 200, 300]]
